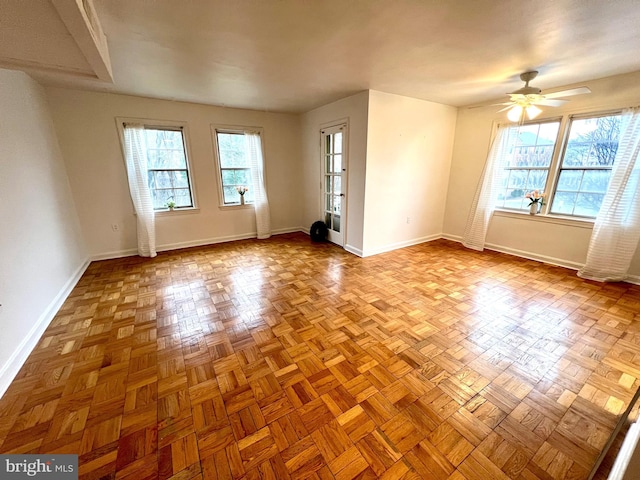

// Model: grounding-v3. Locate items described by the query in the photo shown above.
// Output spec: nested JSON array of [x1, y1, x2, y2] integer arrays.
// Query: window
[[144, 127, 195, 210], [497, 112, 622, 218], [495, 121, 560, 210], [550, 114, 622, 217], [119, 121, 195, 211], [213, 130, 255, 205]]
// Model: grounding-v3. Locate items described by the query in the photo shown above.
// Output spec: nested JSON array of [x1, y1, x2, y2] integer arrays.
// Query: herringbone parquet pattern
[[1, 233, 640, 479]]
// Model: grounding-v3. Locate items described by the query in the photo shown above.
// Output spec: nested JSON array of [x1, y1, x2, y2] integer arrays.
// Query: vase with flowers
[[525, 190, 544, 215], [236, 186, 249, 205]]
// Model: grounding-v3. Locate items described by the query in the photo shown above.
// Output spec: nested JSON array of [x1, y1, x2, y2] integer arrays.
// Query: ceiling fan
[[493, 71, 591, 122]]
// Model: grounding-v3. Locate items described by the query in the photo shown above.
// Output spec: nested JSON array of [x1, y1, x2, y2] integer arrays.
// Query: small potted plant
[[525, 190, 544, 215], [236, 186, 249, 205], [166, 199, 176, 211]]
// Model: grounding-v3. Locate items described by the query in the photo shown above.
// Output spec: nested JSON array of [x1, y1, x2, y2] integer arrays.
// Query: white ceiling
[[11, 0, 640, 113]]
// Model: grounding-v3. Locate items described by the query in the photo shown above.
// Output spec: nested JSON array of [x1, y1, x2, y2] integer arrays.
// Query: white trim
[[91, 228, 304, 261], [50, 0, 113, 81], [345, 244, 364, 257], [608, 422, 640, 480], [0, 257, 91, 399], [443, 233, 583, 270], [361, 234, 442, 258], [626, 275, 640, 286], [493, 209, 595, 229]]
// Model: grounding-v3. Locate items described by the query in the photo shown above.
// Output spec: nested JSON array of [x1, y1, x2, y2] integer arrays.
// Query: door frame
[[320, 120, 349, 247]]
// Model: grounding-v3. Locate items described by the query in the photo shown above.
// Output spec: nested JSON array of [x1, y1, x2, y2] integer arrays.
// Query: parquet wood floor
[[2, 233, 640, 479]]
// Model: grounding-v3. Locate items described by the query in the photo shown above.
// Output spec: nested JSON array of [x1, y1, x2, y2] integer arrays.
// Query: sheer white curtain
[[462, 126, 514, 251], [123, 124, 157, 257], [245, 131, 271, 239], [578, 108, 640, 282]]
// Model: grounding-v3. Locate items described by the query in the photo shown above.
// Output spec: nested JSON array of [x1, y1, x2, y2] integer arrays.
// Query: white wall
[[45, 88, 303, 258], [300, 91, 369, 254], [363, 91, 457, 256], [444, 70, 640, 277], [0, 70, 88, 397]]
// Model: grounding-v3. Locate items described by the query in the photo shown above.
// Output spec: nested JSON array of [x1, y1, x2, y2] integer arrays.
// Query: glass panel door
[[321, 124, 346, 246]]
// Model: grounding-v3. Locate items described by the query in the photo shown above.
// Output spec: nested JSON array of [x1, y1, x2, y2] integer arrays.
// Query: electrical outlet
[[111, 224, 119, 232], [406, 217, 410, 224]]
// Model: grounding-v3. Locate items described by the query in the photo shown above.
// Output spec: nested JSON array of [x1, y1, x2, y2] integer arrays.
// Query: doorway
[[321, 124, 347, 246]]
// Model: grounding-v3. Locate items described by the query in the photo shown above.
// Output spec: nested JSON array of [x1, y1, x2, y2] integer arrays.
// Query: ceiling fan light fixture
[[507, 105, 523, 122], [526, 105, 542, 120]]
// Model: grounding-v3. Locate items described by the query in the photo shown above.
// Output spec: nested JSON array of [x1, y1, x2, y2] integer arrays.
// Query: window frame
[[496, 117, 563, 212], [495, 109, 624, 220], [211, 124, 265, 208], [546, 111, 623, 218], [116, 117, 198, 213]]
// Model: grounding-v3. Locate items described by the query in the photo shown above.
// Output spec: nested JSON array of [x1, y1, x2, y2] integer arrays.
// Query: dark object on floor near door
[[310, 221, 328, 242]]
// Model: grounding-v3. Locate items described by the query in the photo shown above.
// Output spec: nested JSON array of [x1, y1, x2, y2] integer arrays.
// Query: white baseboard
[[442, 234, 583, 270], [345, 244, 364, 257], [360, 234, 442, 258], [609, 422, 640, 480], [91, 227, 305, 261], [0, 257, 91, 399]]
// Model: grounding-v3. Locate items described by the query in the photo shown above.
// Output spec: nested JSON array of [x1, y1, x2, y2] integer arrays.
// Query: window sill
[[218, 203, 254, 210], [155, 207, 200, 217], [493, 208, 594, 229]]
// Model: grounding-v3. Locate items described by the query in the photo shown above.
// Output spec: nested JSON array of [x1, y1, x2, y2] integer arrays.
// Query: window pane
[[325, 155, 332, 174], [152, 189, 169, 210], [217, 133, 247, 168], [556, 170, 582, 192], [551, 191, 577, 215], [174, 170, 190, 188], [223, 185, 239, 204], [146, 129, 187, 169], [509, 121, 560, 168], [574, 193, 604, 217], [563, 115, 621, 167], [222, 169, 237, 185], [334, 176, 342, 195], [581, 169, 611, 193], [503, 190, 525, 209], [173, 188, 192, 207], [333, 154, 342, 173], [525, 170, 548, 191], [507, 170, 528, 189], [236, 169, 251, 186], [334, 132, 342, 154], [333, 214, 341, 232]]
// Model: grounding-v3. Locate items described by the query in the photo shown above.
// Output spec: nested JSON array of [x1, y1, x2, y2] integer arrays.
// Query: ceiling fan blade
[[496, 105, 514, 113], [535, 99, 568, 107], [544, 87, 591, 99]]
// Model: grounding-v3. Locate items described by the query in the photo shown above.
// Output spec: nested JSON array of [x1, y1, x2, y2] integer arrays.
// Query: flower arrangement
[[236, 186, 249, 196], [525, 190, 545, 206]]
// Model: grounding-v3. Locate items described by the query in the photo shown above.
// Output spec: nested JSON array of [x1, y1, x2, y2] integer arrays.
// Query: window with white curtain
[[119, 121, 196, 211], [212, 129, 261, 206], [497, 111, 623, 219]]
